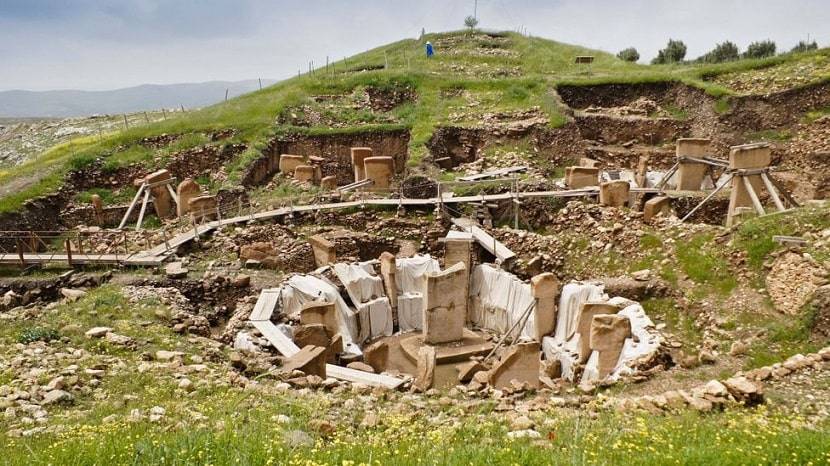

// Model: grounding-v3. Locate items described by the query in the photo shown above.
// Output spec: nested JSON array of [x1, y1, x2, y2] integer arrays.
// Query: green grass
[[2, 31, 827, 215], [804, 105, 830, 123], [675, 233, 737, 295]]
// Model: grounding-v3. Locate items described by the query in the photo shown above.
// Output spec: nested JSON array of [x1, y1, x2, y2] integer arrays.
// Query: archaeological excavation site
[[0, 29, 828, 464]]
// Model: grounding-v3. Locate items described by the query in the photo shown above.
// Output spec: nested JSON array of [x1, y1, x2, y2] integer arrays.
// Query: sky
[[1, 0, 828, 91]]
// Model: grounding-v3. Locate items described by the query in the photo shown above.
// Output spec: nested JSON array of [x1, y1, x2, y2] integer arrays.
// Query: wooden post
[[161, 108, 167, 120], [258, 78, 262, 90], [29, 231, 37, 253], [119, 184, 146, 229], [143, 112, 150, 124], [123, 232, 129, 256], [162, 228, 171, 253], [123, 114, 129, 129], [64, 239, 73, 267], [135, 188, 151, 231], [225, 88, 229, 101]]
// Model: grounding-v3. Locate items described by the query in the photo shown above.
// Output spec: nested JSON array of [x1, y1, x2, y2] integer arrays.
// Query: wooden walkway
[[1, 186, 660, 267]]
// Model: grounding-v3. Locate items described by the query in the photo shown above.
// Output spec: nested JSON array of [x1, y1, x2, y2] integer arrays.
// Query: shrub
[[790, 40, 818, 53], [464, 16, 479, 32], [18, 327, 60, 344], [698, 41, 740, 63], [743, 40, 776, 59], [616, 47, 640, 62], [651, 39, 687, 64]]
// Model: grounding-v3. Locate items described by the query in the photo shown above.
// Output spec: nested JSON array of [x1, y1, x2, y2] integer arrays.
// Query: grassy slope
[[2, 30, 827, 213]]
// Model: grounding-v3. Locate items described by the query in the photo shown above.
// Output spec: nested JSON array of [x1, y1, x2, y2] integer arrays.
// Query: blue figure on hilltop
[[425, 41, 434, 58]]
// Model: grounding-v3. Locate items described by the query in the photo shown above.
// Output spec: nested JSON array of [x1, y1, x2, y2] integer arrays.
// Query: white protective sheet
[[395, 254, 440, 295], [397, 292, 424, 332], [278, 274, 362, 355], [393, 255, 440, 332], [356, 297, 394, 340], [333, 262, 385, 305], [553, 283, 606, 343], [469, 264, 536, 339]]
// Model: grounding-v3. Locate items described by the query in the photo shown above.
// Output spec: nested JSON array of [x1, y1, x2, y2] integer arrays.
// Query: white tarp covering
[[543, 282, 606, 381], [278, 274, 361, 355], [397, 293, 424, 332], [395, 255, 440, 295], [469, 264, 536, 339], [394, 255, 440, 332], [333, 262, 385, 305], [356, 297, 394, 340]]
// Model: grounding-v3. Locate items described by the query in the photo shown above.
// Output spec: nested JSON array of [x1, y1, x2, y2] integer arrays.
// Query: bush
[[651, 39, 687, 64], [464, 15, 479, 31], [743, 40, 776, 59], [698, 41, 740, 63], [790, 40, 818, 53], [18, 327, 60, 344], [617, 47, 640, 62]]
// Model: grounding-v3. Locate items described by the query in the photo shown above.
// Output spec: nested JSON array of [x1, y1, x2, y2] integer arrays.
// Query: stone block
[[281, 345, 327, 378], [363, 340, 389, 373], [189, 195, 218, 222], [279, 154, 305, 175], [676, 138, 711, 191], [144, 169, 175, 219], [176, 178, 202, 217], [643, 196, 671, 223], [579, 157, 600, 168], [308, 235, 336, 267], [577, 302, 620, 363], [422, 262, 468, 345], [599, 180, 630, 207], [589, 314, 631, 378], [565, 166, 599, 188], [443, 238, 473, 270], [294, 165, 315, 183], [413, 345, 436, 391], [530, 273, 559, 341], [350, 147, 373, 182], [299, 302, 338, 337], [320, 175, 338, 191], [487, 342, 540, 389], [364, 156, 394, 191], [293, 324, 330, 350]]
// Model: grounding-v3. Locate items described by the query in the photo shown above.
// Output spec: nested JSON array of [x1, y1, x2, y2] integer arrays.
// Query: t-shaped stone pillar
[[565, 166, 600, 188], [144, 169, 175, 219], [676, 138, 711, 191], [576, 302, 620, 363], [379, 252, 398, 311], [350, 147, 373, 182], [279, 154, 305, 175], [176, 178, 202, 217], [364, 156, 394, 190], [422, 262, 468, 344], [726, 143, 772, 227], [589, 314, 632, 379], [599, 180, 630, 207], [530, 273, 559, 341]]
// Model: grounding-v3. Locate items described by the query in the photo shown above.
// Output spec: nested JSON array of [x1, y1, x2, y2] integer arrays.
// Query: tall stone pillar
[[350, 147, 373, 182], [422, 262, 467, 344], [530, 273, 560, 342], [676, 138, 711, 191]]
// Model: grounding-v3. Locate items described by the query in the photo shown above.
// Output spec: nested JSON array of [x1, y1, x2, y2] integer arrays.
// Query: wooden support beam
[[119, 184, 146, 230], [135, 188, 151, 231], [681, 174, 732, 222], [761, 173, 786, 212], [742, 176, 766, 215]]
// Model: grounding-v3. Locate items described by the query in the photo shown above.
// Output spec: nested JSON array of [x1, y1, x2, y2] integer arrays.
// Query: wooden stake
[[119, 184, 146, 229], [123, 114, 129, 129], [681, 174, 732, 222], [136, 187, 151, 231], [64, 239, 73, 267]]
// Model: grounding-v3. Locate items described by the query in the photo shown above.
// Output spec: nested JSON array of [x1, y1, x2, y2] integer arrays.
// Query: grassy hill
[[0, 30, 828, 214]]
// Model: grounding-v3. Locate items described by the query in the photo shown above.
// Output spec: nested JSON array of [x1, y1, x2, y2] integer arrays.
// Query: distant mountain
[[0, 80, 277, 118]]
